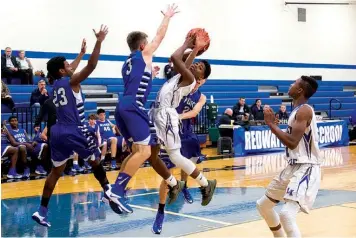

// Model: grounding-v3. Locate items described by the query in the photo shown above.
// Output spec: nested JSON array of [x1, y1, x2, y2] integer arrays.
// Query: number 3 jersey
[[52, 78, 85, 125], [286, 104, 321, 164]]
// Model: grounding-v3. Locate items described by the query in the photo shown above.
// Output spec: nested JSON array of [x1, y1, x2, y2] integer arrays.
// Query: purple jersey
[[52, 78, 85, 125], [33, 131, 46, 143], [9, 128, 28, 143], [96, 120, 115, 139], [176, 90, 202, 134], [121, 50, 152, 109]]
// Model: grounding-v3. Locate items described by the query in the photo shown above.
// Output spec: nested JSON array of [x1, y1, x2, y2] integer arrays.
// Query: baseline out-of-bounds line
[[130, 204, 233, 226]]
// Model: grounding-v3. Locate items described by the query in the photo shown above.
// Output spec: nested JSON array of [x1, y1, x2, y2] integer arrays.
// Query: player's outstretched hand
[[80, 39, 87, 54], [264, 108, 276, 126], [93, 25, 109, 42], [184, 35, 196, 49], [195, 34, 206, 51], [161, 3, 179, 18]]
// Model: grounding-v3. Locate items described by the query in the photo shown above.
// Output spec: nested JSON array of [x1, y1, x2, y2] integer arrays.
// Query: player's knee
[[167, 149, 195, 175], [256, 195, 277, 215], [18, 145, 26, 153], [136, 145, 151, 159]]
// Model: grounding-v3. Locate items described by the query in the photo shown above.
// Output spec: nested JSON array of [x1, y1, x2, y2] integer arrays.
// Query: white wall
[[1, 0, 356, 81]]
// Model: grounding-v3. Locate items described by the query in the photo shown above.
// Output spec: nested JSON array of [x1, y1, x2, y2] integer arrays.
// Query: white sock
[[257, 195, 285, 237], [73, 161, 78, 165], [101, 155, 105, 161], [195, 172, 208, 187], [165, 175, 178, 187], [280, 201, 301, 238]]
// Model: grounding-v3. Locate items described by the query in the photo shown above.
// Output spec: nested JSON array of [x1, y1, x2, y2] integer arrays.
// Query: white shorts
[[266, 163, 321, 214], [151, 107, 181, 150]]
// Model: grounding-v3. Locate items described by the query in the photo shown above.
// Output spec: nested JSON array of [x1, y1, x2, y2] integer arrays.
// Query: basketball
[[186, 28, 210, 55]]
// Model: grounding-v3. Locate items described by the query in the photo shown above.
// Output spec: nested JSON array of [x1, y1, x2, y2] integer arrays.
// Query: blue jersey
[[176, 90, 202, 134], [121, 50, 152, 109], [97, 120, 115, 139], [33, 131, 46, 143], [86, 122, 99, 135], [52, 78, 85, 125], [1, 131, 10, 146], [9, 128, 29, 143]]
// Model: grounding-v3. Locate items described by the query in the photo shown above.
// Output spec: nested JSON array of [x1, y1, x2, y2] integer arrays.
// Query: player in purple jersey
[[32, 25, 121, 228], [106, 4, 185, 214], [97, 108, 118, 169], [1, 121, 28, 178], [8, 116, 48, 175], [152, 60, 208, 235]]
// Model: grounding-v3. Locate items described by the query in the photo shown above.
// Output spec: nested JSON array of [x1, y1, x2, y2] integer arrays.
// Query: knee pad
[[279, 201, 301, 236], [167, 148, 196, 175], [256, 195, 276, 217]]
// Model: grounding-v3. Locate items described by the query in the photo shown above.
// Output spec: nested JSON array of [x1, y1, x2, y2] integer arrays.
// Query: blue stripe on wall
[[2, 50, 356, 70]]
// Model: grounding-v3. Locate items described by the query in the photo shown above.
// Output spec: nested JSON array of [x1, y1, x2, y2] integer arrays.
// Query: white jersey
[[286, 104, 321, 164], [155, 74, 196, 108]]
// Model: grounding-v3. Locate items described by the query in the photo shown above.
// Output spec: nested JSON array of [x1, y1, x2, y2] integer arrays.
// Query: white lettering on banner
[[245, 132, 251, 150], [262, 130, 271, 148], [271, 133, 277, 148], [324, 126, 330, 143], [256, 131, 262, 149], [245, 147, 343, 176], [318, 125, 342, 144], [319, 126, 324, 143], [251, 131, 256, 149]]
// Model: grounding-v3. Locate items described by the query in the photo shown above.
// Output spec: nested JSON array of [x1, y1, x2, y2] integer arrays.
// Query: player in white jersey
[[257, 76, 320, 237], [151, 35, 217, 206]]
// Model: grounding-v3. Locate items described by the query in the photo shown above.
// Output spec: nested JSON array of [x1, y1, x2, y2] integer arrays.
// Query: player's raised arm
[[264, 106, 312, 149], [179, 94, 206, 120], [142, 4, 179, 58], [70, 39, 87, 72], [70, 25, 108, 89]]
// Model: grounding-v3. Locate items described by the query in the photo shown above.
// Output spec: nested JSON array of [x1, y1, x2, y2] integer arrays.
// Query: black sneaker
[[167, 181, 185, 204], [200, 179, 217, 206]]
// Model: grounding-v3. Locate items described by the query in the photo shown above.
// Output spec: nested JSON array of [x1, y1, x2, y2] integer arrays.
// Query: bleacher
[[3, 77, 356, 132]]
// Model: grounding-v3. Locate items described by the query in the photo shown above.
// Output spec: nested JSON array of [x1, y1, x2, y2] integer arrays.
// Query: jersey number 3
[[126, 59, 132, 75], [53, 87, 68, 107]]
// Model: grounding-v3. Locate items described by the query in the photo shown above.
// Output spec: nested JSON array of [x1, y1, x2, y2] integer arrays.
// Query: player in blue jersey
[[8, 116, 48, 175], [152, 57, 208, 235], [32, 25, 122, 227], [105, 4, 185, 213], [1, 122, 28, 178], [97, 108, 118, 169]]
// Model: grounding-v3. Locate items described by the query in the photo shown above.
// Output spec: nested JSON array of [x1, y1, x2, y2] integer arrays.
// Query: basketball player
[[97, 108, 118, 169], [8, 116, 48, 175], [151, 35, 216, 208], [152, 64, 208, 234], [105, 4, 185, 213], [32, 25, 121, 227], [257, 76, 320, 237]]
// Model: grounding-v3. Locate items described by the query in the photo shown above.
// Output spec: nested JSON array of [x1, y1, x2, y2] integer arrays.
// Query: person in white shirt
[[17, 50, 34, 84]]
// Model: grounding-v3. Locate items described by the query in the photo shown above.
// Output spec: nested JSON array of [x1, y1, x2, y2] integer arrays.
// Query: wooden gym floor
[[2, 146, 356, 237]]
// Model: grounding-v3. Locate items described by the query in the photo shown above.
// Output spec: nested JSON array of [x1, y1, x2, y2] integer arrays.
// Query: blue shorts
[[115, 99, 156, 145], [50, 124, 100, 167], [28, 142, 46, 159], [160, 131, 205, 169]]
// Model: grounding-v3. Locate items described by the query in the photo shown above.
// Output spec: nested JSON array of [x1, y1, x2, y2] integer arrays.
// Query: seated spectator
[[7, 116, 48, 175], [218, 108, 234, 139], [97, 109, 118, 170], [277, 104, 289, 121], [1, 81, 15, 111], [251, 99, 264, 121], [30, 79, 49, 107], [232, 97, 250, 121], [219, 108, 233, 125], [16, 50, 34, 84], [164, 58, 175, 79], [86, 113, 107, 164], [1, 47, 22, 84], [1, 124, 28, 179]]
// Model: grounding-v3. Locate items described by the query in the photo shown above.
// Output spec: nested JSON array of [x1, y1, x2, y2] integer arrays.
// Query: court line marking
[[78, 201, 92, 205], [130, 204, 233, 226], [127, 191, 159, 198]]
